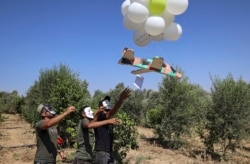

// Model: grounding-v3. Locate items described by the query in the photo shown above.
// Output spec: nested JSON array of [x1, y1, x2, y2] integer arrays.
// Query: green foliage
[[23, 64, 90, 143], [146, 74, 210, 148], [113, 111, 139, 164], [119, 88, 160, 126], [121, 90, 144, 123], [0, 91, 20, 114], [146, 105, 163, 126], [156, 76, 191, 140], [91, 89, 105, 108], [202, 74, 250, 156], [138, 89, 160, 126], [2, 62, 250, 162]]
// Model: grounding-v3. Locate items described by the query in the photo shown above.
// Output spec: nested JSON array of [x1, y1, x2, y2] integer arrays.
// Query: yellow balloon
[[149, 0, 166, 15]]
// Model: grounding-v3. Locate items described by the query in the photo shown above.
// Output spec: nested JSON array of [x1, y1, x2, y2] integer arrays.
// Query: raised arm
[[41, 106, 75, 129], [83, 118, 120, 129], [106, 88, 131, 118]]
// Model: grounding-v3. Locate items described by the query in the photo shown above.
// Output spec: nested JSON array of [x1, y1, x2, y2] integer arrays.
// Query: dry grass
[[1, 114, 250, 164]]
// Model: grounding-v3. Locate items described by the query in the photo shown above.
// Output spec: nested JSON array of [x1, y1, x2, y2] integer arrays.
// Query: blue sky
[[0, 0, 250, 96]]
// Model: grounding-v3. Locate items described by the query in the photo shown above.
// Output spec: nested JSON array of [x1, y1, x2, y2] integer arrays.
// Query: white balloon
[[127, 2, 149, 23], [140, 0, 150, 7], [151, 33, 164, 41], [167, 0, 189, 15], [163, 22, 182, 41], [123, 14, 144, 30], [121, 0, 131, 16], [161, 9, 175, 26], [144, 16, 165, 36], [133, 30, 151, 46]]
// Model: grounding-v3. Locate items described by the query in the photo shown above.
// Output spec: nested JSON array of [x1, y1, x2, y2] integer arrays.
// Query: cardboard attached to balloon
[[118, 47, 182, 78]]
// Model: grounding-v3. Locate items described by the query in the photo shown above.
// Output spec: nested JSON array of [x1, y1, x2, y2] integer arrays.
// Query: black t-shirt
[[94, 112, 113, 152]]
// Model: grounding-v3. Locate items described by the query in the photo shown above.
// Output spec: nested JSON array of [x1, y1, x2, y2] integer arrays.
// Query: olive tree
[[203, 74, 250, 157], [24, 64, 90, 144], [146, 72, 210, 148]]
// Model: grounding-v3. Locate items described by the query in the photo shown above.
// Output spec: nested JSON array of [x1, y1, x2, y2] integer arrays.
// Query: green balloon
[[149, 0, 166, 15]]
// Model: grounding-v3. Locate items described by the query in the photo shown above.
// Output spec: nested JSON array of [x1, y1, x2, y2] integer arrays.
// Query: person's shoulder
[[35, 119, 43, 125], [82, 117, 90, 124], [35, 119, 44, 129]]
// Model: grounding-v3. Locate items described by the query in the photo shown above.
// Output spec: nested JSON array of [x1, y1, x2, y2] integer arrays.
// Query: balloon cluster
[[121, 0, 188, 46]]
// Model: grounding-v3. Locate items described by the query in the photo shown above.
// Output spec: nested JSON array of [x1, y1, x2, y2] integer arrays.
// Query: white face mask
[[102, 100, 112, 110], [84, 107, 94, 119], [43, 105, 56, 116]]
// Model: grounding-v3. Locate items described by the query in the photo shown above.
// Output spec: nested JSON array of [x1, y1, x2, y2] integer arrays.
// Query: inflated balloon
[[161, 9, 175, 26], [133, 30, 151, 46], [121, 0, 131, 16], [151, 33, 164, 41], [127, 2, 149, 23], [145, 16, 165, 36], [140, 0, 150, 7], [120, 0, 188, 46], [167, 0, 189, 15], [123, 14, 145, 30], [163, 22, 182, 41], [148, 0, 166, 15]]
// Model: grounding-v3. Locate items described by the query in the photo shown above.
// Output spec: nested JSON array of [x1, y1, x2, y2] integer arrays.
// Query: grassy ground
[[1, 113, 250, 164]]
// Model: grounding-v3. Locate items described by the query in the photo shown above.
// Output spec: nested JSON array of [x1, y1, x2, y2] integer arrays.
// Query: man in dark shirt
[[73, 106, 119, 164], [94, 88, 131, 164]]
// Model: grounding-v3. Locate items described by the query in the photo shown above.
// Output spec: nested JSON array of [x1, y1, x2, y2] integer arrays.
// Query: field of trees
[[1, 64, 250, 163]]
